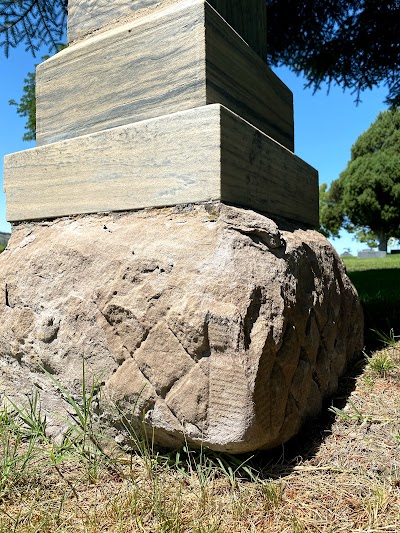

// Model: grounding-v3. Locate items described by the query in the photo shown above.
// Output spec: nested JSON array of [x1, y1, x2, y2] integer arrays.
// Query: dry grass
[[0, 344, 399, 532]]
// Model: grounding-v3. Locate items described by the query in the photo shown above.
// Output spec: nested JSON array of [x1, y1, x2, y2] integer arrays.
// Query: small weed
[[44, 358, 114, 482], [112, 398, 161, 481], [184, 443, 216, 504], [363, 374, 375, 387], [0, 404, 40, 499], [210, 451, 259, 487], [372, 328, 400, 347], [329, 399, 389, 425], [366, 485, 390, 527], [291, 513, 306, 533], [165, 446, 258, 490], [329, 399, 366, 423], [366, 351, 396, 376], [260, 480, 284, 510], [230, 489, 249, 520], [7, 388, 47, 440]]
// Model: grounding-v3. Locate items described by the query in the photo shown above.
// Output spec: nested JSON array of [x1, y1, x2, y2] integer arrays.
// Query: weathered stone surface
[[5, 105, 316, 226], [67, 0, 267, 61], [0, 204, 363, 453], [68, 0, 163, 42], [37, 0, 292, 149]]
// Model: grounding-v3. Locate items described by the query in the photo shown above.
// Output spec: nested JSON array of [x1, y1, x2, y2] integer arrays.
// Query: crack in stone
[[5, 283, 10, 307], [243, 287, 262, 350]]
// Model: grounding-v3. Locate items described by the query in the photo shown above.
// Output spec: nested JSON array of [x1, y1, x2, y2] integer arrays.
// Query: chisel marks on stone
[[208, 354, 253, 447]]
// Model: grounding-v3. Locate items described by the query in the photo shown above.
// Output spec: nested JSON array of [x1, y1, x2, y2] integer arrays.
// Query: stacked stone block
[[4, 0, 317, 226]]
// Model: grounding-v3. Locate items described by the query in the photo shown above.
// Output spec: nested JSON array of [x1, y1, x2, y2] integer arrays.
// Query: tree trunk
[[378, 230, 387, 252]]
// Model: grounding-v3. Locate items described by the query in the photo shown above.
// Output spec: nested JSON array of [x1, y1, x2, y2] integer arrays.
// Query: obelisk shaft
[[68, 0, 267, 59], [209, 0, 267, 59]]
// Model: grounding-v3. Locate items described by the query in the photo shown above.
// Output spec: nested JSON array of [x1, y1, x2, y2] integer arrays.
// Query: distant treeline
[[0, 232, 11, 247]]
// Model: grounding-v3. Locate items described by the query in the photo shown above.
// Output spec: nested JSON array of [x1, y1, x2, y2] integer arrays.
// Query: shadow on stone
[[245, 352, 367, 477]]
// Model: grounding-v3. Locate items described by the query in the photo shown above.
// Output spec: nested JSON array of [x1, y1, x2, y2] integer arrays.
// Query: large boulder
[[0, 203, 363, 453]]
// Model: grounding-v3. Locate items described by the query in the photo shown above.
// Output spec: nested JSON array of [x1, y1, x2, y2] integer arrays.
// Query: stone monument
[[1, 0, 363, 452]]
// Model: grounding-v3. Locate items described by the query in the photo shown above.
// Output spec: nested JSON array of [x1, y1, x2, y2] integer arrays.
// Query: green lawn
[[342, 255, 400, 348], [342, 253, 400, 271]]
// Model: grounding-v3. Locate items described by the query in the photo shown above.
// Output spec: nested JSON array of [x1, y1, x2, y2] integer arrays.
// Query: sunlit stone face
[[67, 0, 163, 41], [67, 0, 267, 59]]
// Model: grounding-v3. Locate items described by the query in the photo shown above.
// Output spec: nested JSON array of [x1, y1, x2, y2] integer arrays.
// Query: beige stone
[[5, 104, 317, 226], [37, 0, 292, 149], [67, 0, 267, 60], [0, 204, 363, 452]]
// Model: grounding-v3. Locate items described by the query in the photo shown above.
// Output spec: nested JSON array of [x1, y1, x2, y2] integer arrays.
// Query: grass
[[342, 255, 400, 348], [342, 253, 400, 272], [0, 249, 399, 531], [0, 342, 399, 531], [366, 350, 396, 376]]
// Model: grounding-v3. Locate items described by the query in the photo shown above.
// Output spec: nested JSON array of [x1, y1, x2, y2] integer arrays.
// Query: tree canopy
[[1, 0, 399, 106], [9, 69, 36, 141], [0, 0, 66, 55], [267, 0, 400, 107], [320, 108, 400, 252]]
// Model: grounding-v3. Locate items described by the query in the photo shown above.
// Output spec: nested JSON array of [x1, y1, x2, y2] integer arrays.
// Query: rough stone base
[[0, 204, 363, 453]]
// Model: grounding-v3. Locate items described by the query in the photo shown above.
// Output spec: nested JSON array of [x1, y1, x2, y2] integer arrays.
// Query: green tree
[[7, 48, 64, 141], [267, 0, 400, 107], [319, 182, 344, 239], [320, 108, 400, 252], [1, 0, 399, 106], [0, 0, 66, 55], [9, 69, 36, 141]]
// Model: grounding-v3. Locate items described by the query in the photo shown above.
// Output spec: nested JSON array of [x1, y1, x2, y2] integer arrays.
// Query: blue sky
[[0, 46, 389, 254]]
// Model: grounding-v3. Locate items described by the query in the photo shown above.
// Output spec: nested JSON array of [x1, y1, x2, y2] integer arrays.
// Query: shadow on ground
[[249, 350, 367, 479], [248, 262, 400, 477]]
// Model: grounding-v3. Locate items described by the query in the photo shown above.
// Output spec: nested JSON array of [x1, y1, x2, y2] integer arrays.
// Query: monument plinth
[[5, 0, 308, 223], [36, 0, 292, 149], [0, 0, 363, 452]]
